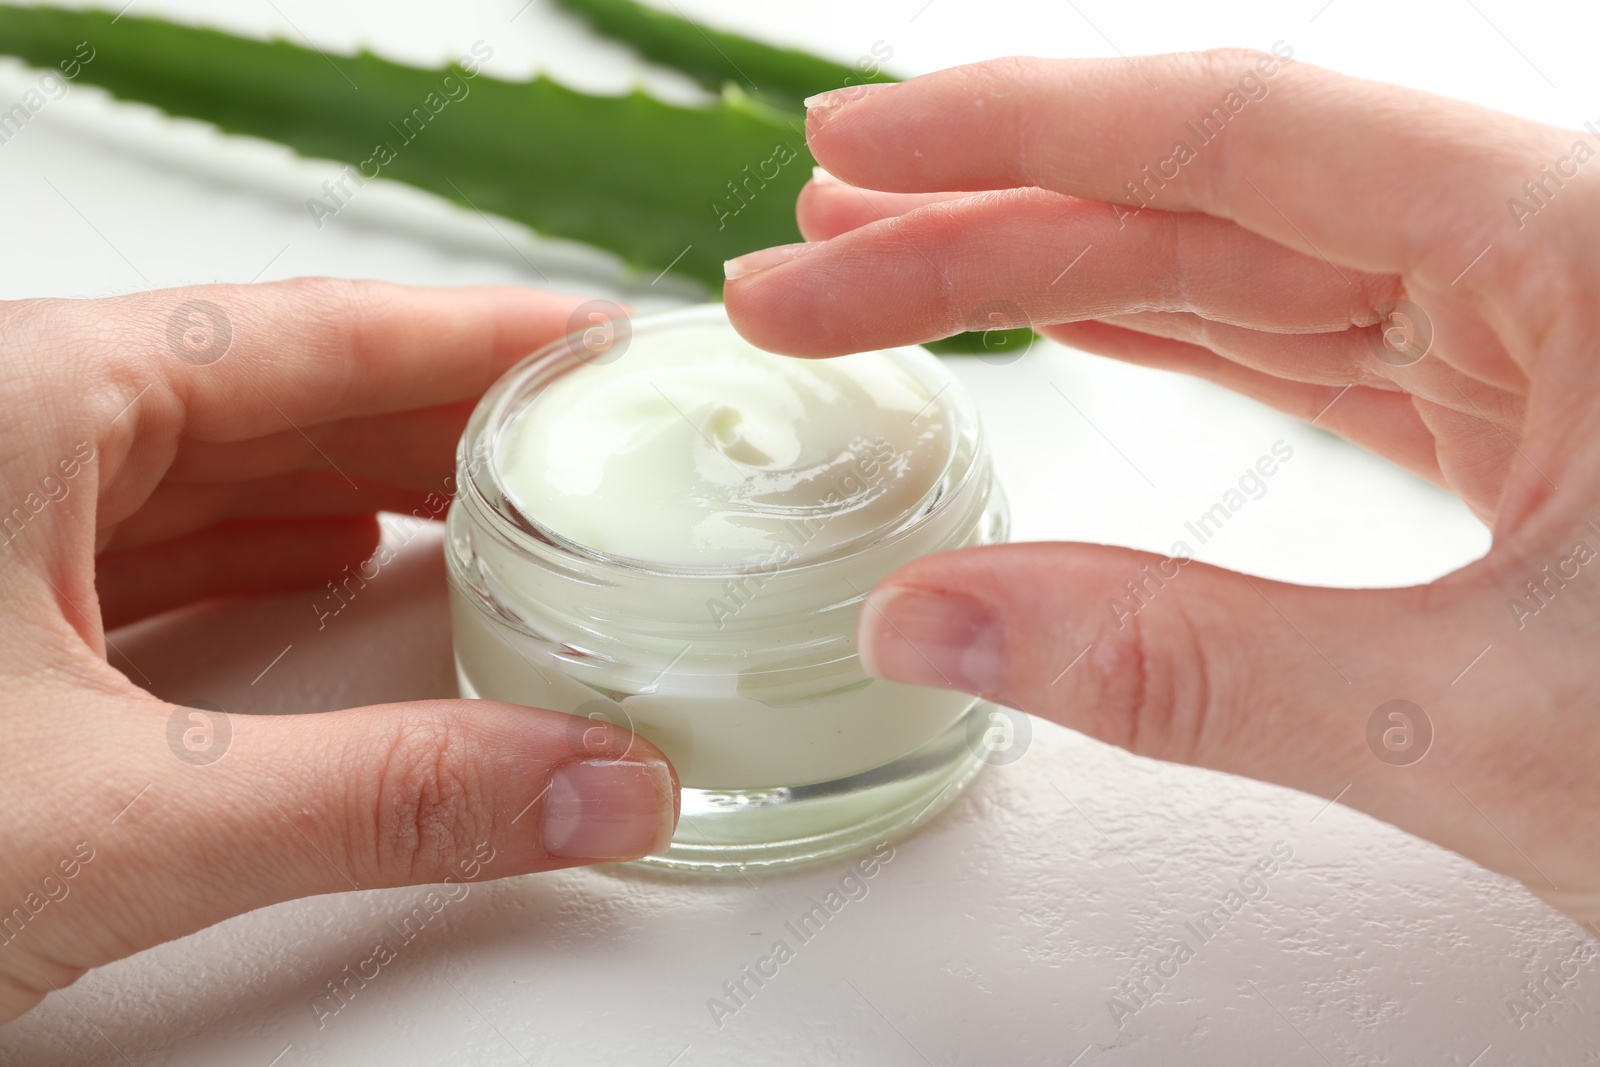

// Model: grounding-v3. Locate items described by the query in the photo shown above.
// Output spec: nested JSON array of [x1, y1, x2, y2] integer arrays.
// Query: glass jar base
[[635, 701, 991, 873]]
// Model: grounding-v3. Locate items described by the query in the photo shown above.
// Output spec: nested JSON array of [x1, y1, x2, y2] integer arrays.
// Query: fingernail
[[541, 758, 676, 860], [803, 81, 898, 111], [857, 586, 1007, 694], [723, 242, 819, 281]]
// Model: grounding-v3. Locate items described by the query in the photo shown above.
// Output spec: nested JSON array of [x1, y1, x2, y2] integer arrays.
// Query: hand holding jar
[[0, 281, 679, 1023], [725, 50, 1600, 930]]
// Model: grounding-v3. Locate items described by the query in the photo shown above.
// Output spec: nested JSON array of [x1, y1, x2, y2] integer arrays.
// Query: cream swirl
[[496, 326, 956, 566]]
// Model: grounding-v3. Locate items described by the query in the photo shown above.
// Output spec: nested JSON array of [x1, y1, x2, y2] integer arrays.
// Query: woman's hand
[[0, 279, 678, 1022], [725, 52, 1600, 927]]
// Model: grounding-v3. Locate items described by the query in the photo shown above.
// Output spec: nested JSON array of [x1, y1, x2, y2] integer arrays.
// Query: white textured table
[[2, 1, 1597, 1063]]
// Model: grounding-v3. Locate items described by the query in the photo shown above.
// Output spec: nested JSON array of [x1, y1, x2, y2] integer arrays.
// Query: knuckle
[[975, 53, 1049, 87], [1174, 47, 1294, 209], [958, 56, 1053, 186], [1166, 212, 1205, 313], [271, 275, 389, 339], [274, 276, 371, 350], [1195, 46, 1273, 73], [270, 274, 367, 308], [1075, 583, 1215, 766], [366, 712, 492, 883], [267, 275, 391, 403]]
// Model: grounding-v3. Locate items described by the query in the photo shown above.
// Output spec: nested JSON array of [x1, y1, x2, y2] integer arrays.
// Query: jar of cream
[[446, 304, 1008, 870]]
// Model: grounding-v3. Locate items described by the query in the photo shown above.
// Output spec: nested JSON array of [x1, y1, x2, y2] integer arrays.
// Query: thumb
[[63, 696, 678, 966], [856, 541, 1600, 925], [856, 541, 1432, 794]]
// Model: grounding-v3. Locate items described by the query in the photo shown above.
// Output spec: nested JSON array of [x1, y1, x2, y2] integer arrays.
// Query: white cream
[[496, 337, 953, 565], [447, 306, 1005, 796]]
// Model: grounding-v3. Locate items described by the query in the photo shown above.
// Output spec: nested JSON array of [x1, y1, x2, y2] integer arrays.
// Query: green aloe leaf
[[922, 327, 1035, 356], [0, 3, 812, 289], [0, 3, 1031, 353], [550, 1, 1039, 354], [550, 0, 897, 113]]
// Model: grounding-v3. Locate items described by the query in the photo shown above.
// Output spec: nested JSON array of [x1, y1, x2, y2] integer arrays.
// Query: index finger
[[802, 51, 1570, 296], [80, 278, 594, 441]]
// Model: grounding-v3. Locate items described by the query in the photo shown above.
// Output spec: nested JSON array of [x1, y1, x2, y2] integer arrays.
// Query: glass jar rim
[[457, 303, 985, 580]]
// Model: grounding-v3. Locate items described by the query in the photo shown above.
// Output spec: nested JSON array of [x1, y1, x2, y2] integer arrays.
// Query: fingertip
[[795, 178, 846, 242], [464, 700, 682, 863], [802, 82, 900, 112], [857, 582, 1008, 695], [722, 242, 819, 283], [723, 230, 940, 357], [723, 249, 853, 357], [540, 757, 678, 861], [810, 165, 841, 186]]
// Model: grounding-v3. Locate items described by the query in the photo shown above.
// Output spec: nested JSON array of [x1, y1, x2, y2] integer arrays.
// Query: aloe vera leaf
[[922, 328, 1037, 356], [0, 5, 1034, 354], [0, 3, 814, 289], [550, 0, 896, 113], [551, 2, 1043, 355]]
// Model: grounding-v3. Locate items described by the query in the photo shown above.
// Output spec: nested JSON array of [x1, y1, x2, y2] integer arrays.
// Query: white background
[[0, 0, 1595, 1063]]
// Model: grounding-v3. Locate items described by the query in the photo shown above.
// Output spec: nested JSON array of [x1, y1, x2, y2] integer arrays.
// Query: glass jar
[[445, 304, 1008, 870]]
